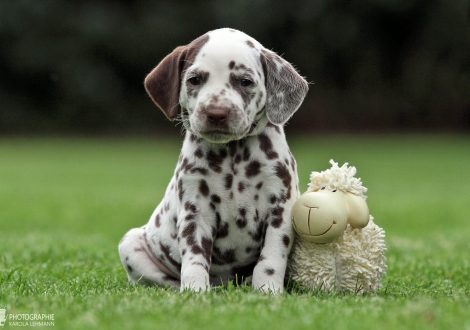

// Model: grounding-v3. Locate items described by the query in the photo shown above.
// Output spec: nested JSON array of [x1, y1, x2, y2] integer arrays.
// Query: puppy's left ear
[[261, 50, 309, 125]]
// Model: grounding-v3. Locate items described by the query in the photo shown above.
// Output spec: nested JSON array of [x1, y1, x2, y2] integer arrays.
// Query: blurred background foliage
[[1, 0, 469, 135]]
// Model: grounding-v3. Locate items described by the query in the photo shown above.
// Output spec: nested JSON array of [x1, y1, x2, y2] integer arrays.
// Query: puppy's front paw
[[180, 265, 210, 292], [252, 266, 284, 294]]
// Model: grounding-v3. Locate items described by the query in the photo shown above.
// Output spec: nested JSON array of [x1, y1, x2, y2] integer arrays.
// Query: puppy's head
[[145, 28, 308, 143]]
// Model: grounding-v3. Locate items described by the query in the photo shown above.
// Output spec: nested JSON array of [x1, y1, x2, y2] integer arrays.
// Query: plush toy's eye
[[240, 78, 253, 87], [332, 189, 337, 192], [188, 76, 202, 85], [321, 187, 326, 190]]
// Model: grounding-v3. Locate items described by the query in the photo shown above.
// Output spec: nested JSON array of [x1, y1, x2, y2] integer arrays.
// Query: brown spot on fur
[[215, 212, 229, 239], [269, 195, 277, 204], [271, 217, 282, 228], [224, 174, 233, 189], [289, 151, 296, 172], [243, 147, 250, 161], [282, 234, 290, 247], [207, 149, 225, 173], [245, 160, 261, 177], [265, 268, 275, 276], [194, 148, 204, 158], [272, 206, 284, 217], [250, 221, 266, 242], [236, 207, 248, 228], [255, 91, 264, 108], [178, 179, 184, 201], [237, 218, 247, 228], [259, 133, 279, 159], [199, 179, 210, 197], [229, 72, 257, 108], [275, 162, 291, 189], [201, 237, 213, 263], [182, 222, 197, 238], [211, 194, 221, 204], [210, 93, 220, 104], [155, 214, 161, 227], [160, 242, 182, 270], [191, 167, 208, 175], [184, 201, 198, 214], [267, 122, 282, 134]]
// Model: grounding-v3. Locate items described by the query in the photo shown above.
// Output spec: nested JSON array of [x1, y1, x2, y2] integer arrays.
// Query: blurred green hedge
[[1, 0, 469, 134]]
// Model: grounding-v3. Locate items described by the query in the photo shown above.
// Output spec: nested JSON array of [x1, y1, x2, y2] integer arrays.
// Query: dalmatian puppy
[[118, 28, 308, 293]]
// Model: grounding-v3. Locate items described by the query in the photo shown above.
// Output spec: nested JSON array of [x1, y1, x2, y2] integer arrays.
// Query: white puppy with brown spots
[[119, 28, 308, 293]]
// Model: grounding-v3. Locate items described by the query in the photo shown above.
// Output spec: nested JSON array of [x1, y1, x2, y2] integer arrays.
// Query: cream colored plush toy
[[288, 160, 387, 294]]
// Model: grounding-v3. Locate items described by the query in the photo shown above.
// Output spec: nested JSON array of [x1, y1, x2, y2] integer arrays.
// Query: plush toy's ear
[[144, 34, 209, 121], [346, 193, 370, 229], [260, 50, 309, 125]]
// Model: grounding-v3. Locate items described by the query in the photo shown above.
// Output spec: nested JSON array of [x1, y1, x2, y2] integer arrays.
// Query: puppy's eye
[[240, 79, 253, 87], [188, 77, 202, 85]]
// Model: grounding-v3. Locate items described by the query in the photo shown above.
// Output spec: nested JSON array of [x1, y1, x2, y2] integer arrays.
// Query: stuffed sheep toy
[[287, 160, 387, 294]]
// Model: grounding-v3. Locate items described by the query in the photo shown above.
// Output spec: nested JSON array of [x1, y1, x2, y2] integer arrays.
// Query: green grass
[[0, 134, 469, 330]]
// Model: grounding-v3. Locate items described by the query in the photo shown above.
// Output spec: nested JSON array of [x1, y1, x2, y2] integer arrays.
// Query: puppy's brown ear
[[144, 34, 210, 121], [144, 46, 187, 121], [261, 50, 309, 125]]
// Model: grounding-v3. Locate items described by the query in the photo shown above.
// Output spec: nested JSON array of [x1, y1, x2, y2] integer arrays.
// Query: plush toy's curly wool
[[288, 217, 386, 293], [288, 160, 387, 294], [308, 160, 368, 198]]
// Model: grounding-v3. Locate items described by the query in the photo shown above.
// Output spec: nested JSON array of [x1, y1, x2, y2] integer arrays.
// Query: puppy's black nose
[[207, 108, 228, 125]]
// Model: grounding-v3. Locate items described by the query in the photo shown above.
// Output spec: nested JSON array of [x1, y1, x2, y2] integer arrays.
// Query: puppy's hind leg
[[118, 227, 180, 289]]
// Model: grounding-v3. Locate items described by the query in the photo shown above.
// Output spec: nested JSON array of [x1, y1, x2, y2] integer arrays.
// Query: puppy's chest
[[179, 138, 275, 209], [180, 141, 274, 268], [178, 138, 280, 229]]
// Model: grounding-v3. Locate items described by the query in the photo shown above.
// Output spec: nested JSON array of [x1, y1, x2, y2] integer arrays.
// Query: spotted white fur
[[119, 28, 308, 293]]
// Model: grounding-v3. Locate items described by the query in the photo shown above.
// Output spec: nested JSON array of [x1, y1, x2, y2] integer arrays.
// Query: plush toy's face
[[291, 189, 370, 243]]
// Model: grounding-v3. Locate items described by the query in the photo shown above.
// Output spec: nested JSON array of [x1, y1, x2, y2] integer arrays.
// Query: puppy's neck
[[184, 120, 282, 154]]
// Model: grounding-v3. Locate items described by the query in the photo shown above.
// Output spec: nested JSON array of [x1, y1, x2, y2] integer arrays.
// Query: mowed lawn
[[0, 134, 469, 330]]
